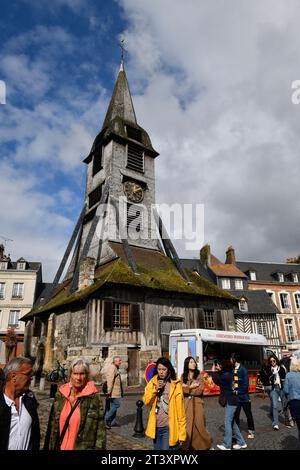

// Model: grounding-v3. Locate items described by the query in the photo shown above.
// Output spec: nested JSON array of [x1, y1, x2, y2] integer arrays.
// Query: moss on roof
[[22, 252, 237, 320]]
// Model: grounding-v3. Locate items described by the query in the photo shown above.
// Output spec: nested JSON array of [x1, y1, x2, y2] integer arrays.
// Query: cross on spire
[[119, 38, 127, 66]]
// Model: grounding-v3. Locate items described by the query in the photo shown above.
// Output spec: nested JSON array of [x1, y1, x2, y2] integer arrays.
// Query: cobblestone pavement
[[34, 386, 300, 451]]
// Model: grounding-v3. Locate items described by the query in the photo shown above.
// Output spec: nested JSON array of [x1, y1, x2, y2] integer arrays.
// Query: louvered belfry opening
[[127, 142, 144, 173], [88, 184, 102, 209], [126, 125, 142, 143]]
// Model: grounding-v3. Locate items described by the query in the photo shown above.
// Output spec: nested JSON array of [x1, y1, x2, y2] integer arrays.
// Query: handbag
[[218, 393, 227, 407]]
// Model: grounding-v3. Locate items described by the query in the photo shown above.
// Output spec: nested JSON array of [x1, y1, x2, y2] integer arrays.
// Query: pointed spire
[[102, 63, 137, 129]]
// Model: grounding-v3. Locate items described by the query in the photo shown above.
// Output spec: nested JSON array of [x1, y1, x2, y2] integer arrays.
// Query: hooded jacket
[[143, 375, 186, 446], [44, 381, 105, 450]]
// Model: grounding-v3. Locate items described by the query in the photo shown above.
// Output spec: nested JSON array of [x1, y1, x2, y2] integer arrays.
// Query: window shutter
[[215, 310, 223, 330], [103, 301, 113, 330], [131, 304, 140, 331]]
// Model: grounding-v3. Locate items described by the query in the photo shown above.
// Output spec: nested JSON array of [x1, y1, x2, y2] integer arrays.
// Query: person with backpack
[[104, 356, 123, 429]]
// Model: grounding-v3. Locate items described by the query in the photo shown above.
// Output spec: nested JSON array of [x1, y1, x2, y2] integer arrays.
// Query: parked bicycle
[[47, 360, 68, 383]]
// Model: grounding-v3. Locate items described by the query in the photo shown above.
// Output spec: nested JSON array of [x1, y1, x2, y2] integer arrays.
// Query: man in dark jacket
[[0, 356, 40, 450], [230, 353, 255, 439]]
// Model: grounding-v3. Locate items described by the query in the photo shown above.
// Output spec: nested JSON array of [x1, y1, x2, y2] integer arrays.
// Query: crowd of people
[[0, 351, 300, 451]]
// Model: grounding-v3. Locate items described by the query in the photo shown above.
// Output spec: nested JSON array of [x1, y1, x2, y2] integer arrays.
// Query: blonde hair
[[290, 357, 300, 373]]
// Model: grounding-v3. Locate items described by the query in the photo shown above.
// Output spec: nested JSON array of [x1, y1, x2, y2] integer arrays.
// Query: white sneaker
[[247, 432, 255, 439], [233, 443, 248, 450], [217, 444, 231, 450], [273, 425, 279, 430]]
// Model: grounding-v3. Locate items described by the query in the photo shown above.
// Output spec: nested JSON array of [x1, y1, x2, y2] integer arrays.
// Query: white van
[[169, 328, 273, 394]]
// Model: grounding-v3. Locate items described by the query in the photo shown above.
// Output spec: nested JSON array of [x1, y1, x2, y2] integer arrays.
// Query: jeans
[[289, 400, 300, 441], [105, 398, 121, 425], [235, 401, 255, 432], [223, 404, 246, 449], [270, 385, 287, 426], [153, 426, 169, 450]]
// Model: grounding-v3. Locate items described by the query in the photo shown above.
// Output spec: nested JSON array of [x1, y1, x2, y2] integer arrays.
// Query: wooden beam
[[70, 179, 110, 293], [52, 204, 86, 288]]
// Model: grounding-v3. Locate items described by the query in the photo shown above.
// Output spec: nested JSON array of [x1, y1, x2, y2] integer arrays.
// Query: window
[[12, 283, 24, 299], [267, 291, 275, 303], [127, 203, 142, 234], [8, 310, 20, 328], [17, 262, 26, 270], [0, 282, 5, 299], [249, 271, 256, 281], [113, 303, 130, 329], [295, 293, 300, 309], [0, 262, 7, 270], [127, 143, 144, 173], [92, 147, 102, 176], [239, 299, 248, 312], [278, 273, 284, 283], [88, 184, 102, 209], [257, 322, 267, 337], [292, 273, 299, 283], [284, 319, 295, 343], [280, 293, 290, 310], [204, 310, 215, 329], [235, 279, 243, 290], [221, 279, 231, 289]]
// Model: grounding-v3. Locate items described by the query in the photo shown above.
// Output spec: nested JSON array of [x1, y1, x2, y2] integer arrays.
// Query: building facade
[[236, 258, 300, 353], [182, 245, 282, 356], [0, 244, 42, 364]]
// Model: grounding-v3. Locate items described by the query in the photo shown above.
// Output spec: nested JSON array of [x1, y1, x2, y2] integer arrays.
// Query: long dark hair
[[153, 357, 177, 381], [268, 354, 280, 367], [182, 356, 200, 384]]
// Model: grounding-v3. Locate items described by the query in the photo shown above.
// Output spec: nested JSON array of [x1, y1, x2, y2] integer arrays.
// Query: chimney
[[200, 244, 211, 268], [0, 244, 4, 260], [78, 257, 96, 291], [225, 246, 236, 265]]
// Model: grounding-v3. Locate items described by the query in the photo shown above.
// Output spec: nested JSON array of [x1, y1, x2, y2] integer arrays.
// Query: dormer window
[[292, 273, 299, 283], [249, 271, 256, 281], [0, 262, 8, 270], [17, 262, 26, 270], [126, 126, 142, 143], [221, 279, 231, 289], [278, 273, 284, 283], [235, 279, 243, 290], [239, 298, 248, 312]]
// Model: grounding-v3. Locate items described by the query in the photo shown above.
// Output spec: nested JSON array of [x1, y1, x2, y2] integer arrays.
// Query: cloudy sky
[[1, 0, 300, 281]]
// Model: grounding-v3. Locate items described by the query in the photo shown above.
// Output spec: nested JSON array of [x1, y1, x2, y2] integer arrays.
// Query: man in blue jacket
[[230, 353, 255, 439]]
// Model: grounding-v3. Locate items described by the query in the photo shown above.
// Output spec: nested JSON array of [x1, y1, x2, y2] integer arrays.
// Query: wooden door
[[127, 348, 140, 386]]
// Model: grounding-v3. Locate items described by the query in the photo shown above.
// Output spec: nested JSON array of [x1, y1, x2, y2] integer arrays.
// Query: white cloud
[[119, 0, 300, 262]]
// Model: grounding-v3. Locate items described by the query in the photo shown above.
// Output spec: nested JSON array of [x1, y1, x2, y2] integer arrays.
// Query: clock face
[[123, 181, 144, 203]]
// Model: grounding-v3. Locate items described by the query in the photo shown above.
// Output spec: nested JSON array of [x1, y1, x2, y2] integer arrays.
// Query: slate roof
[[0, 261, 41, 271], [180, 258, 216, 283], [21, 243, 236, 320], [230, 289, 280, 315], [83, 65, 158, 164], [236, 261, 300, 283]]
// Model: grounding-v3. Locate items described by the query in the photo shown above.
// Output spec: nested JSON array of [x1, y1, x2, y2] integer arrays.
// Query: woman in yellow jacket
[[143, 357, 187, 450]]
